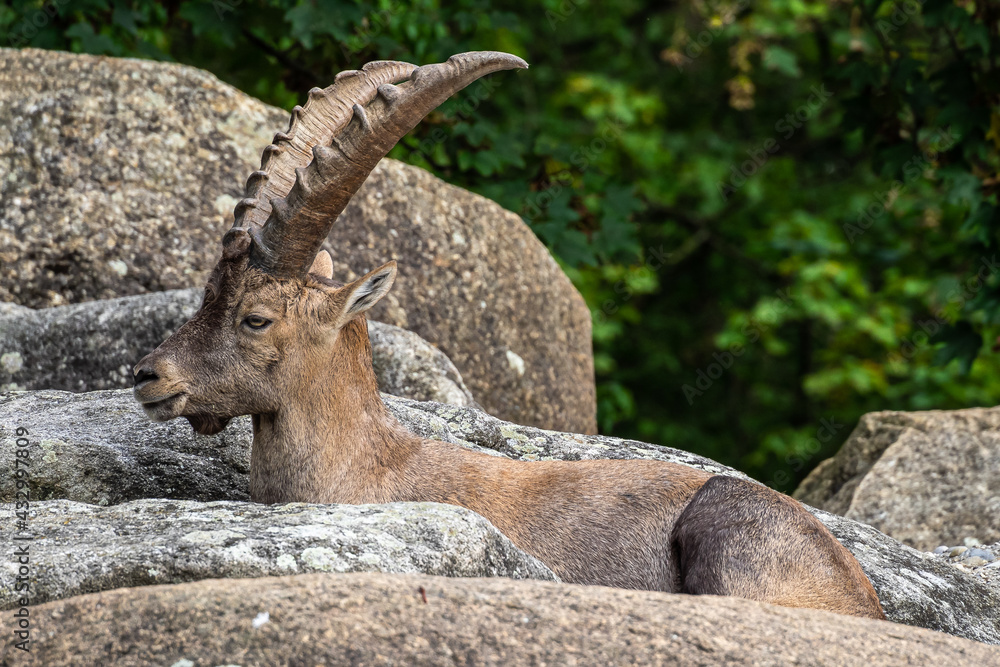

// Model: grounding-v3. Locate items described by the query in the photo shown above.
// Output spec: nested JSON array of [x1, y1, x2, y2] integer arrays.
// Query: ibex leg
[[672, 475, 885, 619]]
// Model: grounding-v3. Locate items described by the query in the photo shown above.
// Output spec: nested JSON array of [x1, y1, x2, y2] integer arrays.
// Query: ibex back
[[133, 52, 885, 619]]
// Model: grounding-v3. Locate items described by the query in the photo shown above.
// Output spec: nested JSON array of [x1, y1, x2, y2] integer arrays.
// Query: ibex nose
[[133, 365, 158, 387]]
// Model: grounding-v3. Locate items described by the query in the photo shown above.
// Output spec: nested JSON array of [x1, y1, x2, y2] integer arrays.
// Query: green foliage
[[5, 0, 998, 491]]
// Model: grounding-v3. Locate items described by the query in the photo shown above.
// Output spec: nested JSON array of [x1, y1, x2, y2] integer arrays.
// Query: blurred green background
[[4, 0, 999, 491]]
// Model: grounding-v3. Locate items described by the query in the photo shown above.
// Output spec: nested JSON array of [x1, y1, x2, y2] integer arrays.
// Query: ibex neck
[[249, 317, 420, 504]]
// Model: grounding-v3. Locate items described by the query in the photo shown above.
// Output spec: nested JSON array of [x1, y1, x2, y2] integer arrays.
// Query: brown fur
[[134, 248, 886, 619]]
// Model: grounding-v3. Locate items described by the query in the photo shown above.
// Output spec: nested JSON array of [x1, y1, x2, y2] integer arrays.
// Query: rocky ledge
[[0, 499, 555, 610], [6, 573, 998, 666], [2, 388, 999, 645]]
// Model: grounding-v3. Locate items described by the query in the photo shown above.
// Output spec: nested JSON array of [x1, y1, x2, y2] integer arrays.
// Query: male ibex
[[133, 52, 885, 619]]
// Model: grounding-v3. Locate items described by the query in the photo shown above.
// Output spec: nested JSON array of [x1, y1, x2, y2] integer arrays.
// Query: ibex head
[[133, 53, 527, 435]]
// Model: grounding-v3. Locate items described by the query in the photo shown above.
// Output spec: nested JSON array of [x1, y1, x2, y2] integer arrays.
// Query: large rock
[[0, 389, 251, 505], [0, 303, 29, 317], [0, 47, 596, 433], [0, 500, 556, 610], [6, 573, 997, 666], [2, 389, 998, 644], [809, 509, 1000, 646], [368, 316, 480, 409], [324, 158, 595, 433], [794, 408, 1000, 552], [0, 289, 477, 407]]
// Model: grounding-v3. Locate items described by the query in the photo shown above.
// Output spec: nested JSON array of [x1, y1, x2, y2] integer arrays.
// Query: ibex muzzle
[[133, 52, 886, 620]]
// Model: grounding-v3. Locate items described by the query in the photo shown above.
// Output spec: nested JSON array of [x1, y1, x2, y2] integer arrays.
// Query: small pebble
[[928, 542, 1000, 583]]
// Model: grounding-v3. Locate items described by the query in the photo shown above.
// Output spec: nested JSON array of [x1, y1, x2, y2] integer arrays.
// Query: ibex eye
[[243, 315, 271, 330]]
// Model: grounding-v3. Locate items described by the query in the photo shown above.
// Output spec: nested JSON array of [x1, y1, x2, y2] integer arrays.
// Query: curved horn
[[234, 51, 528, 278], [231, 60, 419, 236]]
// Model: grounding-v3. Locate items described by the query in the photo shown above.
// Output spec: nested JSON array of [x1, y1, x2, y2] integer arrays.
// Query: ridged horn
[[235, 51, 528, 278], [231, 60, 419, 236]]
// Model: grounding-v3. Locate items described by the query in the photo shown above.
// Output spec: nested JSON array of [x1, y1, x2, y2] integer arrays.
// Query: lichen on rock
[[0, 499, 556, 610]]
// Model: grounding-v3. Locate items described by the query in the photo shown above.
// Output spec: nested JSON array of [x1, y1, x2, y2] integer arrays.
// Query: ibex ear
[[309, 249, 334, 279], [332, 261, 397, 327]]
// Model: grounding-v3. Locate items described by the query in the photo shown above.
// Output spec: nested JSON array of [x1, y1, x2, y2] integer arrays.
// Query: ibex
[[133, 52, 885, 619]]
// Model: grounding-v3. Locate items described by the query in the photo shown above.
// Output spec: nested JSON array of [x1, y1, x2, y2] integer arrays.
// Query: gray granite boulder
[[0, 289, 477, 407], [814, 509, 1000, 645], [325, 158, 596, 434], [794, 407, 1000, 552], [7, 573, 997, 667], [0, 389, 252, 505], [369, 318, 480, 409], [0, 47, 595, 434], [0, 290, 202, 393], [0, 303, 29, 317], [0, 500, 556, 610], [1, 388, 998, 644]]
